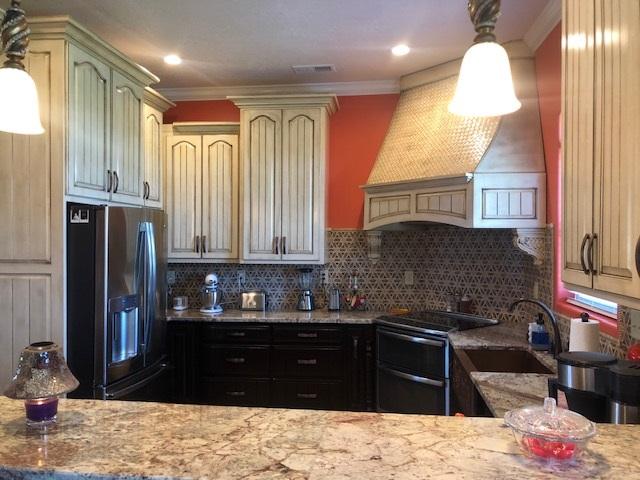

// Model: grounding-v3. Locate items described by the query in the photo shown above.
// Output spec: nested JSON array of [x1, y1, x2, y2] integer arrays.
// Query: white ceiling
[[22, 0, 550, 90]]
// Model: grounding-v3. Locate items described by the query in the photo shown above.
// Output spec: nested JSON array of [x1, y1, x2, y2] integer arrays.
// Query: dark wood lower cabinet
[[450, 348, 492, 417], [168, 321, 375, 411]]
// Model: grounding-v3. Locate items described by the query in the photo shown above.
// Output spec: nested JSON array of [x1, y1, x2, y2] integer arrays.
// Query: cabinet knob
[[296, 393, 318, 399], [225, 357, 246, 364], [297, 359, 317, 365]]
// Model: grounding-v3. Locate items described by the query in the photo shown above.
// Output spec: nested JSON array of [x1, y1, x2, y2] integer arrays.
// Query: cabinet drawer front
[[201, 346, 270, 376], [271, 380, 344, 410], [272, 325, 343, 345], [272, 346, 344, 378], [201, 378, 269, 407], [203, 325, 271, 344]]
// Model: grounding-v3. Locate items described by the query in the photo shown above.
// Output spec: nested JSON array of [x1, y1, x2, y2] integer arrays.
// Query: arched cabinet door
[[241, 109, 283, 261], [111, 70, 143, 204], [67, 44, 111, 200], [143, 104, 163, 208], [280, 109, 322, 262], [166, 136, 202, 259], [202, 135, 239, 260]]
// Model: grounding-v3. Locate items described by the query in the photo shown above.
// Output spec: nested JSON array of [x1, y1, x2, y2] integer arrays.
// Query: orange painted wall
[[164, 94, 399, 229]]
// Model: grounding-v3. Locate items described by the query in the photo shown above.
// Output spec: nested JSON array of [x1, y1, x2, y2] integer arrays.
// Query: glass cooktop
[[375, 310, 499, 336]]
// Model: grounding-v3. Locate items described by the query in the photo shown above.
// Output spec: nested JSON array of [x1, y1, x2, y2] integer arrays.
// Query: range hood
[[362, 41, 546, 231]]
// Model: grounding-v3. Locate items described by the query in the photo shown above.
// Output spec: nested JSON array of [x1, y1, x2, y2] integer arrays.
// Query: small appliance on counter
[[297, 268, 315, 311], [550, 351, 640, 424], [241, 290, 267, 311], [328, 287, 341, 311], [607, 360, 640, 424], [200, 273, 223, 314]]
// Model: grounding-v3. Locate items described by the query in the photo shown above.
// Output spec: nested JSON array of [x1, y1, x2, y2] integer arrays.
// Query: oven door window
[[377, 365, 448, 414], [377, 327, 447, 378]]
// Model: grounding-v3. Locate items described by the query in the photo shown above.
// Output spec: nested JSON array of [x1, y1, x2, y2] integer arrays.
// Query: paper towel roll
[[569, 317, 600, 352]]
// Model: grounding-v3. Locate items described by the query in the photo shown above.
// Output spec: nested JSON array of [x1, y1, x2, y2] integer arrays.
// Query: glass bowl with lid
[[504, 397, 596, 463]]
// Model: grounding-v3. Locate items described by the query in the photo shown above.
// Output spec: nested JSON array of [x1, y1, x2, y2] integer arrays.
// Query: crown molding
[[523, 0, 561, 52], [157, 79, 400, 101]]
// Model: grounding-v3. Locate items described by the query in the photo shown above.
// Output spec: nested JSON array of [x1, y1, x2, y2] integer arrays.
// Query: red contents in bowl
[[523, 436, 576, 460]]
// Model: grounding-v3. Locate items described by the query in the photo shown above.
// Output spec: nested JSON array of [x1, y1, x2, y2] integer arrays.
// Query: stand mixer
[[200, 272, 223, 314]]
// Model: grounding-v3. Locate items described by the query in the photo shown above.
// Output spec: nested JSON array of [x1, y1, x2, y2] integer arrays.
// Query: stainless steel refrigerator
[[66, 203, 170, 401]]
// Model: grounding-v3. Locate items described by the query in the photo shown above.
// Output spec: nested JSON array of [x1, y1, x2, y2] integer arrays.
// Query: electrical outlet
[[404, 270, 414, 286], [630, 309, 640, 340], [167, 270, 176, 285], [321, 269, 329, 286], [237, 270, 246, 287]]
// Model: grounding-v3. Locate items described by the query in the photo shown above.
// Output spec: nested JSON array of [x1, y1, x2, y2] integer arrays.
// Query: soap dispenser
[[528, 313, 550, 351]]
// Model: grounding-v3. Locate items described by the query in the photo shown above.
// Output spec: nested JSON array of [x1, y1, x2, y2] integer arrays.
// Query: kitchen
[[0, 0, 639, 478]]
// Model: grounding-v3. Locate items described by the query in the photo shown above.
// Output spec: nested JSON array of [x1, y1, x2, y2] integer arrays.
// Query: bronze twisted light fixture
[[0, 0, 44, 134], [449, 0, 521, 117]]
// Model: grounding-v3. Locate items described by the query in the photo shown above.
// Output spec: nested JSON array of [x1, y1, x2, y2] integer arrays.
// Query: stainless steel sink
[[457, 348, 553, 374]]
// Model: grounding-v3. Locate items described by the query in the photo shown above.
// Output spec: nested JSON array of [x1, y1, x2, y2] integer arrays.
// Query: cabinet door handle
[[636, 236, 640, 277], [195, 235, 200, 253], [145, 181, 150, 199], [587, 233, 597, 275], [272, 236, 279, 254], [353, 336, 359, 360], [580, 233, 590, 274], [297, 332, 318, 339], [143, 181, 147, 199], [202, 235, 207, 254], [225, 357, 246, 364], [106, 170, 112, 192], [282, 236, 287, 255], [297, 359, 317, 365], [296, 393, 318, 399], [113, 171, 119, 193], [227, 332, 246, 338], [225, 391, 246, 397]]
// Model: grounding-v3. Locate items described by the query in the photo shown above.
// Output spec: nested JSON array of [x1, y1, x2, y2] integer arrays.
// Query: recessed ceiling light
[[391, 44, 410, 56], [164, 54, 182, 65]]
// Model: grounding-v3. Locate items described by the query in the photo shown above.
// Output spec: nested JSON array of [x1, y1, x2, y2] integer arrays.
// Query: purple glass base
[[24, 397, 58, 427]]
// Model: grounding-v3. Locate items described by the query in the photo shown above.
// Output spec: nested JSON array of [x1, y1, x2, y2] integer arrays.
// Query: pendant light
[[0, 0, 44, 135], [449, 0, 521, 117]]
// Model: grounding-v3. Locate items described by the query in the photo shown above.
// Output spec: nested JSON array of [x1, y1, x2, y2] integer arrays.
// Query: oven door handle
[[378, 364, 444, 387], [378, 328, 444, 347]]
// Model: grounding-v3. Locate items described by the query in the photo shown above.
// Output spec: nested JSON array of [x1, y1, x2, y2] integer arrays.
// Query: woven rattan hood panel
[[366, 77, 500, 185]]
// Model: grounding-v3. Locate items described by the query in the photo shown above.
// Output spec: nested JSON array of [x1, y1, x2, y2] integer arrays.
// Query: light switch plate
[[404, 270, 414, 286], [630, 309, 640, 340]]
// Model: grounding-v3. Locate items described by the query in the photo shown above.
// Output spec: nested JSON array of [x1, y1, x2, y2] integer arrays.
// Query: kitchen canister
[[569, 313, 600, 352]]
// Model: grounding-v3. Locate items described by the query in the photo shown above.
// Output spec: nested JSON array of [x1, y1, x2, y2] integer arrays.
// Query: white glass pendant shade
[[0, 67, 45, 135], [448, 41, 521, 117]]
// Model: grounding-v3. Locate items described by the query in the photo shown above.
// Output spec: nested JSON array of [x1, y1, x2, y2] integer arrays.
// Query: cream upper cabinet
[[143, 88, 174, 209], [66, 41, 155, 206], [111, 70, 143, 204], [241, 109, 282, 262], [280, 109, 323, 261], [232, 95, 337, 264], [165, 124, 240, 262], [202, 134, 239, 259], [562, 0, 640, 306], [166, 135, 202, 259], [67, 44, 111, 200], [143, 104, 163, 208]]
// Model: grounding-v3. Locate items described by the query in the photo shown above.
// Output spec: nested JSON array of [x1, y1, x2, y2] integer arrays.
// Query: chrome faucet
[[509, 298, 562, 358]]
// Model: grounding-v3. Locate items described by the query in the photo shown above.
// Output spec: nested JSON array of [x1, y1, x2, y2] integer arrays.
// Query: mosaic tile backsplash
[[170, 227, 538, 324], [170, 226, 637, 359]]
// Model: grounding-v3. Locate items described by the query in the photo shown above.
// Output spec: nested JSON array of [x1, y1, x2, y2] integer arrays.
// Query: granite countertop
[[1, 398, 639, 480], [450, 322, 557, 417], [166, 308, 382, 324]]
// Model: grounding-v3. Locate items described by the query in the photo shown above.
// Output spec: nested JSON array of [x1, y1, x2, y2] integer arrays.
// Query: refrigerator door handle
[[139, 221, 157, 359], [103, 362, 169, 400]]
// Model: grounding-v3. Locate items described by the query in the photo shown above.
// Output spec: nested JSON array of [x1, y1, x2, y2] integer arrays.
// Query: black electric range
[[375, 310, 499, 337]]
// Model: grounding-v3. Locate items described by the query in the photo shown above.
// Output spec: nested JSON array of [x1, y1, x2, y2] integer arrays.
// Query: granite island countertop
[[166, 308, 382, 324], [1, 397, 639, 480]]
